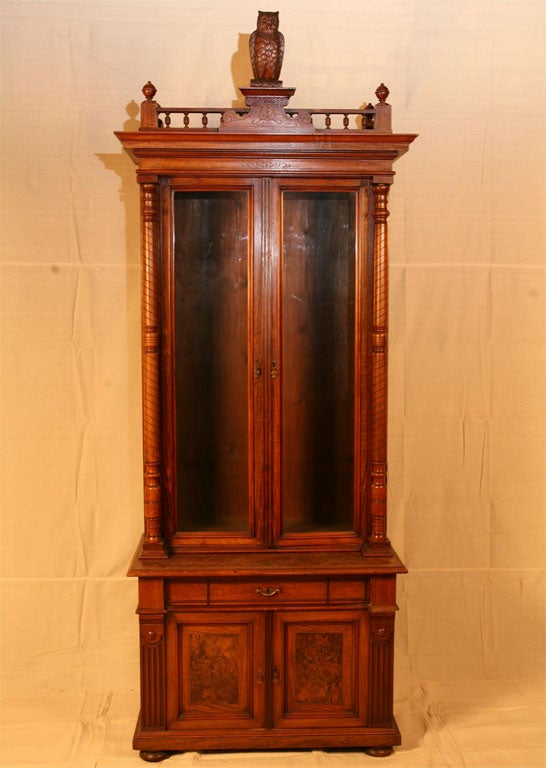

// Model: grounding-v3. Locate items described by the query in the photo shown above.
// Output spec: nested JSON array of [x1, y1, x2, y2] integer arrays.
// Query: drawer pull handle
[[255, 586, 282, 598]]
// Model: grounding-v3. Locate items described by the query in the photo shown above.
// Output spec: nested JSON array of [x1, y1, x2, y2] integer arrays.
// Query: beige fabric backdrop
[[1, 1, 544, 767]]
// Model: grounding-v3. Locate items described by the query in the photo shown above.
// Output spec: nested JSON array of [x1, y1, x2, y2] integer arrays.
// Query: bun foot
[[139, 751, 170, 763], [364, 746, 393, 757]]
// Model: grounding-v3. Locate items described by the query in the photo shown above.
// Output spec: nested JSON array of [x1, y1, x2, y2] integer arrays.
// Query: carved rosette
[[140, 182, 165, 555], [365, 183, 392, 555]]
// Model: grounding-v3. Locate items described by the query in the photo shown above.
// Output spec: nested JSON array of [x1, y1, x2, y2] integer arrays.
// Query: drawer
[[209, 580, 327, 605], [166, 579, 367, 607], [167, 581, 208, 605], [329, 580, 368, 603]]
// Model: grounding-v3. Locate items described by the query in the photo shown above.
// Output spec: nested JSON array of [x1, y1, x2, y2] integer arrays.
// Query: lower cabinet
[[133, 572, 402, 758]]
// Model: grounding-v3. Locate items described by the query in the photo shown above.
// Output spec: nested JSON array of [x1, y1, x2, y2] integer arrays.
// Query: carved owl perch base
[[220, 87, 314, 134]]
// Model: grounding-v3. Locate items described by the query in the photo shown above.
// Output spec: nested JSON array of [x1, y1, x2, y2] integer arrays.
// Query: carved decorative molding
[[221, 88, 314, 134], [140, 182, 166, 556], [188, 632, 240, 706], [371, 621, 394, 642], [140, 619, 166, 729], [295, 632, 343, 705], [365, 183, 392, 556], [368, 616, 395, 726]]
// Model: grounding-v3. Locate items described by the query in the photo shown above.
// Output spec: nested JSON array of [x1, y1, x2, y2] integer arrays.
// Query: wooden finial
[[374, 83, 392, 133], [140, 82, 159, 128], [375, 83, 390, 104], [142, 81, 157, 100]]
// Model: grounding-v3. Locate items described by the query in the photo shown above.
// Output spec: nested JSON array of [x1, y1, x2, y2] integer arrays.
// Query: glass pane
[[282, 191, 356, 533], [174, 191, 249, 532]]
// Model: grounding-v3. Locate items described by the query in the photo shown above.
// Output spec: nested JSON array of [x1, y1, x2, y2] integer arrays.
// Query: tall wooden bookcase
[[116, 19, 415, 762]]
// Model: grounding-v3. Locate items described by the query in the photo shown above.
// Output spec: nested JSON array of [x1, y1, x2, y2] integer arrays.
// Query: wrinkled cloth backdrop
[[1, 1, 544, 767]]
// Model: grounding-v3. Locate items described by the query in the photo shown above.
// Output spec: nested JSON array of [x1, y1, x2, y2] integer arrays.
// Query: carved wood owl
[[250, 11, 285, 85]]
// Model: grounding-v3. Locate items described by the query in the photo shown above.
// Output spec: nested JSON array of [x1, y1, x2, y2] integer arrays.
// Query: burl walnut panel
[[274, 610, 368, 729]]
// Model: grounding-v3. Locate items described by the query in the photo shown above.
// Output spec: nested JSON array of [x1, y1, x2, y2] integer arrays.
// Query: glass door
[[170, 185, 264, 546], [166, 179, 368, 550], [273, 183, 368, 545]]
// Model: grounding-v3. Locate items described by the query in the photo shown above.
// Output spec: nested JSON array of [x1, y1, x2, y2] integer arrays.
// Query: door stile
[[264, 611, 275, 729], [251, 178, 268, 546], [160, 181, 176, 544], [268, 179, 279, 547], [261, 177, 278, 548], [355, 183, 371, 542]]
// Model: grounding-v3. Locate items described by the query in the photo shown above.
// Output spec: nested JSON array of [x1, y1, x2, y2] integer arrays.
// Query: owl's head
[[257, 11, 279, 34]]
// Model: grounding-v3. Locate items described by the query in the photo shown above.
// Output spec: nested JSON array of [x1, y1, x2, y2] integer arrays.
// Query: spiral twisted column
[[140, 181, 165, 556], [364, 183, 392, 555]]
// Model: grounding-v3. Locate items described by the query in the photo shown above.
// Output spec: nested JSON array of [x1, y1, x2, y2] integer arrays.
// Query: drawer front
[[166, 579, 368, 607], [167, 581, 209, 605], [210, 580, 327, 605], [329, 579, 368, 603]]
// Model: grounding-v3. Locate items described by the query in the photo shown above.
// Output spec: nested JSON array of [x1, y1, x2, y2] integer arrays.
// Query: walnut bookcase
[[116, 14, 415, 763]]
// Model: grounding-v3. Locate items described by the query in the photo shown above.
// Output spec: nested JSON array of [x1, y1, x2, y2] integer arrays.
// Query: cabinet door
[[165, 180, 370, 550], [271, 182, 370, 546], [272, 610, 368, 728], [168, 183, 266, 547], [166, 611, 266, 730]]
